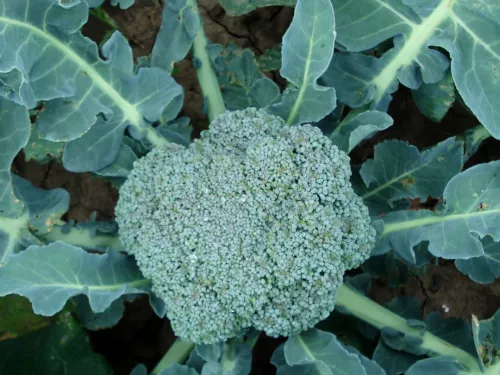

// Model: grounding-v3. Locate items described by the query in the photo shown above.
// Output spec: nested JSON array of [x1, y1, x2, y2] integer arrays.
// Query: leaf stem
[[38, 225, 125, 252], [335, 283, 482, 372], [188, 0, 226, 122], [152, 339, 195, 374]]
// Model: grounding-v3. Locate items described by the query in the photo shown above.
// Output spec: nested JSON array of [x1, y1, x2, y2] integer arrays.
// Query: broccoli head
[[115, 108, 376, 344]]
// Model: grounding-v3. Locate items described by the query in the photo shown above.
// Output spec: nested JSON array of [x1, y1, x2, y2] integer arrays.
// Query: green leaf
[[405, 357, 461, 375], [284, 329, 367, 374], [412, 69, 455, 122], [12, 175, 69, 235], [0, 314, 112, 375], [343, 346, 386, 375], [0, 176, 70, 264], [157, 117, 192, 147], [151, 0, 200, 74], [327, 0, 500, 138], [373, 342, 420, 375], [24, 126, 64, 164], [95, 141, 138, 178], [219, 0, 295, 15], [268, 0, 336, 125], [217, 45, 281, 111], [0, 1, 182, 172], [471, 310, 500, 367], [360, 138, 463, 214], [362, 246, 432, 288], [460, 124, 492, 163], [374, 160, 500, 262], [257, 44, 282, 72], [0, 242, 152, 316], [424, 312, 476, 356], [219, 343, 252, 375], [387, 297, 421, 321], [0, 98, 30, 218], [160, 365, 199, 375], [0, 295, 52, 340], [329, 110, 393, 153], [71, 295, 129, 331], [455, 236, 500, 284], [86, 0, 135, 9]]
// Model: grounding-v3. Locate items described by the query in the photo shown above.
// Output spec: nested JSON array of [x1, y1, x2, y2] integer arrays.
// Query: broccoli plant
[[0, 0, 499, 375]]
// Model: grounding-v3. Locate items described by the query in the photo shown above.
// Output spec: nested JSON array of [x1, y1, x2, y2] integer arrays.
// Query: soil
[[16, 1, 500, 374]]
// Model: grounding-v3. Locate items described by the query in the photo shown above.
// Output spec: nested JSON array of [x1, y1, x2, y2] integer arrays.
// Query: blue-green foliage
[[86, 0, 135, 9], [0, 0, 182, 172], [0, 314, 113, 375], [272, 329, 385, 375], [268, 0, 336, 125], [115, 108, 376, 344], [0, 242, 152, 316], [325, 0, 500, 138], [374, 160, 500, 262]]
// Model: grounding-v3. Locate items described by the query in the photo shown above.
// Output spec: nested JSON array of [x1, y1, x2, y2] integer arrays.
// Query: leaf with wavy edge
[[0, 175, 69, 265], [360, 137, 464, 211], [86, 0, 135, 9], [0, 0, 182, 172], [455, 236, 500, 284], [268, 0, 336, 125], [373, 160, 500, 263], [412, 69, 455, 122], [151, 0, 200, 74], [219, 0, 295, 15], [0, 98, 30, 219], [327, 0, 500, 138], [282, 329, 368, 374], [0, 242, 152, 316]]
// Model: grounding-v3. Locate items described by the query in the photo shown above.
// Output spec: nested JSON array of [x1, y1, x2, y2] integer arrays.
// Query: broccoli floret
[[115, 108, 376, 344]]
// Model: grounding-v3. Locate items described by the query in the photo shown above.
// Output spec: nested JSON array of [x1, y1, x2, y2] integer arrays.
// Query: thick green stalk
[[221, 331, 261, 371], [188, 0, 226, 122], [152, 339, 195, 374], [39, 225, 125, 252], [336, 284, 482, 372]]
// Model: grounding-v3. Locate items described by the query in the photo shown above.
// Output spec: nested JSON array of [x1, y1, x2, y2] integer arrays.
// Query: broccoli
[[115, 108, 376, 344]]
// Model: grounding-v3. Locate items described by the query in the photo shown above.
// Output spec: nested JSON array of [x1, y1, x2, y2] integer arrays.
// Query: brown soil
[[17, 1, 500, 374]]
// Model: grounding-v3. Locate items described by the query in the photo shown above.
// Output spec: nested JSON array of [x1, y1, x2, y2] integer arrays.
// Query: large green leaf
[[374, 160, 500, 262], [359, 137, 463, 213], [268, 0, 336, 125], [0, 98, 30, 218], [412, 69, 456, 122], [0, 242, 152, 316], [282, 329, 368, 374], [405, 357, 461, 375], [0, 176, 69, 264], [0, 0, 182, 172], [455, 236, 500, 284], [0, 314, 112, 375], [329, 110, 393, 153], [217, 45, 281, 111], [0, 295, 52, 340], [151, 0, 200, 74], [86, 0, 135, 9], [219, 0, 295, 15], [326, 0, 500, 138], [373, 342, 419, 375]]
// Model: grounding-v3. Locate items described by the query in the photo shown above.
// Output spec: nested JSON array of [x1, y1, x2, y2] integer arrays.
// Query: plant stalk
[[39, 225, 125, 252], [152, 339, 195, 375], [335, 283, 482, 372], [188, 0, 226, 122]]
